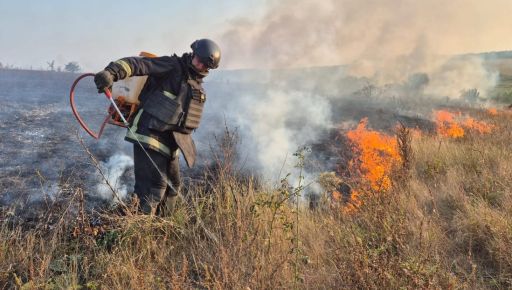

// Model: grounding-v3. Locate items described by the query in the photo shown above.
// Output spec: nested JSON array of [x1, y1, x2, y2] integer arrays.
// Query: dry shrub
[[452, 200, 512, 288], [307, 191, 458, 289], [1, 110, 512, 289]]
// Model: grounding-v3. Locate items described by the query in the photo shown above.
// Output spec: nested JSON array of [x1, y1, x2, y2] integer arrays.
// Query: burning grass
[[2, 108, 512, 289], [346, 118, 401, 192], [434, 109, 495, 138], [339, 118, 402, 213]]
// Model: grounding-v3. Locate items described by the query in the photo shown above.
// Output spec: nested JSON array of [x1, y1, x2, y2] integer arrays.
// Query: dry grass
[[2, 109, 512, 289]]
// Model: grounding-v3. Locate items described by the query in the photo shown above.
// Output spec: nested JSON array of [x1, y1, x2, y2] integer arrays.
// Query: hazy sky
[[0, 0, 264, 71], [3, 0, 512, 72]]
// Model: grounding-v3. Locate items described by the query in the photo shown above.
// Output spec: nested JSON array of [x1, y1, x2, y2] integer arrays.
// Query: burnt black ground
[[0, 70, 130, 214], [0, 68, 441, 218]]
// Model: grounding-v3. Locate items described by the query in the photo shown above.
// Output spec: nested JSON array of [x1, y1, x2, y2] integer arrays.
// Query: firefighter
[[94, 39, 221, 215]]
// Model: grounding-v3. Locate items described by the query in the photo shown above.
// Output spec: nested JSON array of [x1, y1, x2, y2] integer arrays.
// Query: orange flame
[[332, 190, 342, 201], [411, 128, 423, 138], [342, 189, 363, 214], [461, 117, 494, 134], [434, 110, 465, 138], [434, 110, 494, 138], [487, 108, 498, 116], [346, 118, 400, 192]]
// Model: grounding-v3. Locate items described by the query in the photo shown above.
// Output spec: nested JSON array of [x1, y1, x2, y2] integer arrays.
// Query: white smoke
[[201, 78, 333, 181], [95, 153, 133, 202], [220, 0, 512, 69], [248, 88, 332, 178], [218, 0, 504, 98], [201, 0, 509, 187], [426, 56, 499, 98]]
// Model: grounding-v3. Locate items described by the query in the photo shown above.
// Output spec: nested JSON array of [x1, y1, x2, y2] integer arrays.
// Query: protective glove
[[94, 70, 114, 93]]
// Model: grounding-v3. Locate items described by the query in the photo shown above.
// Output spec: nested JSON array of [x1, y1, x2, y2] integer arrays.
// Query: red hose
[[69, 73, 112, 139]]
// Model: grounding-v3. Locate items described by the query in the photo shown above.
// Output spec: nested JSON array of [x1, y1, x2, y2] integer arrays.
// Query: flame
[[434, 110, 465, 138], [487, 108, 498, 116], [346, 118, 400, 192], [343, 189, 363, 213], [332, 190, 342, 201], [461, 117, 494, 134], [434, 110, 494, 137], [410, 128, 423, 138]]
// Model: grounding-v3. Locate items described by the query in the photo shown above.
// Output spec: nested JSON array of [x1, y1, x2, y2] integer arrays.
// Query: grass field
[[486, 57, 512, 104], [1, 105, 512, 289]]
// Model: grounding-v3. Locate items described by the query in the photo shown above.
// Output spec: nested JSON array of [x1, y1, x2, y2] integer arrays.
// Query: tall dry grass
[[1, 109, 512, 289]]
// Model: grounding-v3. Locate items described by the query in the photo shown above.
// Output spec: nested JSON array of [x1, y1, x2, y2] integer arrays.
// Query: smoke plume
[[95, 153, 133, 202], [205, 0, 507, 182], [218, 0, 505, 95]]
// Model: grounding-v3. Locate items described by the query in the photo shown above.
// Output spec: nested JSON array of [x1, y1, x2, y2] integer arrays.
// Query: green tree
[[64, 61, 81, 73]]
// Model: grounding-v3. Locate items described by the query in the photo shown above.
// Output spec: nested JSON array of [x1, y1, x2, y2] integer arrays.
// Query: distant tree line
[[0, 60, 81, 73]]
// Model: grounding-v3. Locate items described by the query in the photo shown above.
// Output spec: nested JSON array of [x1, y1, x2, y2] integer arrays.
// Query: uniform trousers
[[133, 143, 180, 214]]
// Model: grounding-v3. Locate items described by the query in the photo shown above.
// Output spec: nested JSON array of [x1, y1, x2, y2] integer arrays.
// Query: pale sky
[[0, 0, 264, 71], [3, 0, 512, 72]]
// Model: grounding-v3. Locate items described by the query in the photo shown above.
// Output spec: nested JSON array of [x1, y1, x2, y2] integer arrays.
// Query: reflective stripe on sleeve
[[115, 60, 133, 77]]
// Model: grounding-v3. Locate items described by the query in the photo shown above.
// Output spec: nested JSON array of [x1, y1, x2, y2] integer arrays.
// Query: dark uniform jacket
[[105, 53, 206, 167]]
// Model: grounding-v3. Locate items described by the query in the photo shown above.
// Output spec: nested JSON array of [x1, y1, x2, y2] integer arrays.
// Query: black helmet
[[190, 39, 221, 69]]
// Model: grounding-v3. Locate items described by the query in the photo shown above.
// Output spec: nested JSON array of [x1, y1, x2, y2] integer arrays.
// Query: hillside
[[1, 106, 512, 288], [1, 55, 512, 288]]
